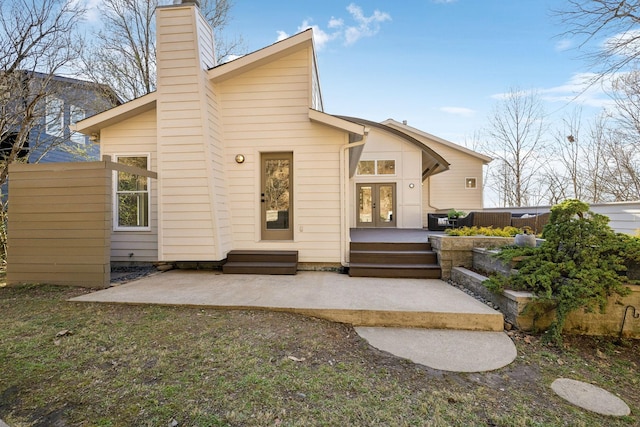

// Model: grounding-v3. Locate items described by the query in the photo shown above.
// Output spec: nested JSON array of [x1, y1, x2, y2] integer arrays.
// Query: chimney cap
[[173, 0, 200, 6]]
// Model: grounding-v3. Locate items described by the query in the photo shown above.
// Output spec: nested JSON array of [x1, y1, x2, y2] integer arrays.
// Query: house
[[0, 71, 121, 166], [63, 0, 490, 272]]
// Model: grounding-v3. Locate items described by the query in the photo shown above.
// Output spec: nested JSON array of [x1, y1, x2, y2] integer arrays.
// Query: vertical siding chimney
[[155, 2, 226, 261]]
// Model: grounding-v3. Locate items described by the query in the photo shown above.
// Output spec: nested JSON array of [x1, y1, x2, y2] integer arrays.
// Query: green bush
[[485, 199, 640, 345], [445, 226, 521, 237]]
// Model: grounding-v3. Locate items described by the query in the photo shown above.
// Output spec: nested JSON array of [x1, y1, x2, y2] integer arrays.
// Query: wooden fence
[[6, 159, 156, 288]]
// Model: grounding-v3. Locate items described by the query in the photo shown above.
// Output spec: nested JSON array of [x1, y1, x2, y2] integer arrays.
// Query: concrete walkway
[[71, 270, 516, 372]]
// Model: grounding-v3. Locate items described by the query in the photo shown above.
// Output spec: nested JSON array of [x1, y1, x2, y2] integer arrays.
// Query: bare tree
[[543, 108, 584, 201], [80, 0, 244, 101], [556, 1, 640, 84], [484, 88, 548, 207], [0, 0, 86, 259], [582, 113, 608, 203], [0, 0, 85, 185]]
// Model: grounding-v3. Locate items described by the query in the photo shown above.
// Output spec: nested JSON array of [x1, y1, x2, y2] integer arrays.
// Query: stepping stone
[[551, 378, 631, 416], [355, 327, 517, 372]]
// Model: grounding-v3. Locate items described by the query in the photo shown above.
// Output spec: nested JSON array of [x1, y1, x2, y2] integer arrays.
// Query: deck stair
[[349, 241, 441, 278], [223, 250, 298, 275]]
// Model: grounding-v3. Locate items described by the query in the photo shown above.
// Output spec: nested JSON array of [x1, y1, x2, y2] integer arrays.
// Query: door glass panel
[[264, 159, 290, 230], [378, 184, 394, 223], [358, 185, 373, 223]]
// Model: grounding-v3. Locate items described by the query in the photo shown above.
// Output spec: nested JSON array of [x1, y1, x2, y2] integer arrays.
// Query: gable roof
[[209, 29, 314, 83], [336, 116, 451, 179], [73, 92, 157, 135], [382, 119, 492, 164], [74, 30, 317, 136]]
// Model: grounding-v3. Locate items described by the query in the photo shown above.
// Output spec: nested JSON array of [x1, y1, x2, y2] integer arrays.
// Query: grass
[[0, 283, 638, 426]]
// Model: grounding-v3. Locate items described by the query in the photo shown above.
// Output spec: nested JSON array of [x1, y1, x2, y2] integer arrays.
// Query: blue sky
[[224, 0, 611, 145]]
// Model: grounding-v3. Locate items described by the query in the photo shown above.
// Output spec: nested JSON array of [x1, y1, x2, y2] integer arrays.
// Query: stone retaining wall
[[428, 235, 514, 279], [450, 248, 640, 338]]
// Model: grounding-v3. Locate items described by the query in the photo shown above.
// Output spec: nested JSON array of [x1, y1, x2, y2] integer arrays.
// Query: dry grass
[[0, 284, 638, 426]]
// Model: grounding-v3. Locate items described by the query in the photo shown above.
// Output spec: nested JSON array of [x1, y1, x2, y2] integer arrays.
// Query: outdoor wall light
[[409, 183, 415, 189], [235, 154, 245, 164]]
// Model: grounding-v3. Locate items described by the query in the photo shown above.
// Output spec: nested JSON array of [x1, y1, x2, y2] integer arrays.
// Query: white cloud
[[555, 38, 573, 52], [75, 0, 102, 23], [602, 29, 640, 58], [489, 73, 618, 109], [297, 20, 340, 50], [328, 17, 344, 29], [344, 3, 391, 45], [275, 3, 390, 49], [276, 30, 290, 42], [440, 106, 476, 117]]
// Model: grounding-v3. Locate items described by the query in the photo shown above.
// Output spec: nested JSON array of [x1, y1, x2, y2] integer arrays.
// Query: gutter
[[340, 132, 367, 267]]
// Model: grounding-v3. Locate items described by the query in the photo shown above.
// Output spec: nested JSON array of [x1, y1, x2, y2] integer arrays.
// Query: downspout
[[426, 176, 439, 211], [340, 133, 366, 267]]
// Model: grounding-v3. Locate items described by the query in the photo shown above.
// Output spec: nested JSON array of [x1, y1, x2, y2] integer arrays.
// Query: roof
[[382, 119, 493, 164], [336, 116, 451, 179], [209, 29, 314, 82], [74, 30, 317, 136], [73, 92, 157, 135]]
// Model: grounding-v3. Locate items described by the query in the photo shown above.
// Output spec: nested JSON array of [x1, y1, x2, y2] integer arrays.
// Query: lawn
[[0, 283, 638, 426]]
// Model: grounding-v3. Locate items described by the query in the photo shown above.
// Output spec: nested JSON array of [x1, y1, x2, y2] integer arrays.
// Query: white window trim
[[355, 159, 397, 176], [69, 105, 86, 144], [113, 153, 151, 232], [45, 96, 64, 138]]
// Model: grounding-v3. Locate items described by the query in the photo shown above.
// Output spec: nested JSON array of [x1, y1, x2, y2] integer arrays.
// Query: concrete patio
[[71, 270, 504, 331]]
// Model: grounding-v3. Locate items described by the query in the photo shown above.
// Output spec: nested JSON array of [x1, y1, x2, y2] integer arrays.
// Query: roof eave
[[73, 92, 158, 135], [209, 30, 314, 83], [309, 109, 365, 135], [382, 119, 493, 164]]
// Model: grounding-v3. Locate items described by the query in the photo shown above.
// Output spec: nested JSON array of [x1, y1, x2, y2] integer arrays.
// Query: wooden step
[[223, 250, 298, 275], [350, 242, 432, 251], [348, 240, 441, 279], [348, 263, 442, 279], [350, 250, 438, 265]]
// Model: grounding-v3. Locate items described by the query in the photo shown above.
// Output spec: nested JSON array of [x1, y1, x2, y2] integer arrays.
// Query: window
[[356, 160, 396, 176], [465, 177, 477, 189], [45, 97, 64, 137], [115, 155, 150, 230], [377, 160, 395, 174], [356, 160, 375, 175], [69, 105, 86, 144]]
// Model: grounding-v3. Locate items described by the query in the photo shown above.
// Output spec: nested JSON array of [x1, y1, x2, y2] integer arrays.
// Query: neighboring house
[[1, 71, 121, 165], [73, 0, 490, 266]]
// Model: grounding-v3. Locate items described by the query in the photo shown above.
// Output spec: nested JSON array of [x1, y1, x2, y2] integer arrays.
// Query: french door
[[261, 152, 293, 240], [356, 183, 396, 228]]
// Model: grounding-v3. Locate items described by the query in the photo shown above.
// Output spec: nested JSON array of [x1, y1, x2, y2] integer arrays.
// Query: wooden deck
[[350, 228, 434, 243]]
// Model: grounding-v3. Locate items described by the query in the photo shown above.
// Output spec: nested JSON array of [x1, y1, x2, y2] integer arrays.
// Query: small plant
[[486, 199, 640, 345], [447, 209, 466, 219], [445, 226, 520, 237]]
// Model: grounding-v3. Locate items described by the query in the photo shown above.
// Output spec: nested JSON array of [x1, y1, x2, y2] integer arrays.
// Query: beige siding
[[353, 128, 423, 228], [220, 47, 348, 263], [155, 5, 229, 261], [101, 108, 159, 262], [7, 162, 112, 288], [424, 141, 485, 222]]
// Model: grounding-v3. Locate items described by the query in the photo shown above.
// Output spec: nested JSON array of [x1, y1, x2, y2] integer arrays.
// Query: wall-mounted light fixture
[[235, 154, 245, 164], [409, 183, 415, 189]]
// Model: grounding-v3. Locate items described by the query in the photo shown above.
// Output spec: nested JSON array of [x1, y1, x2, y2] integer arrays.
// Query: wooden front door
[[261, 152, 293, 240], [356, 183, 396, 228]]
